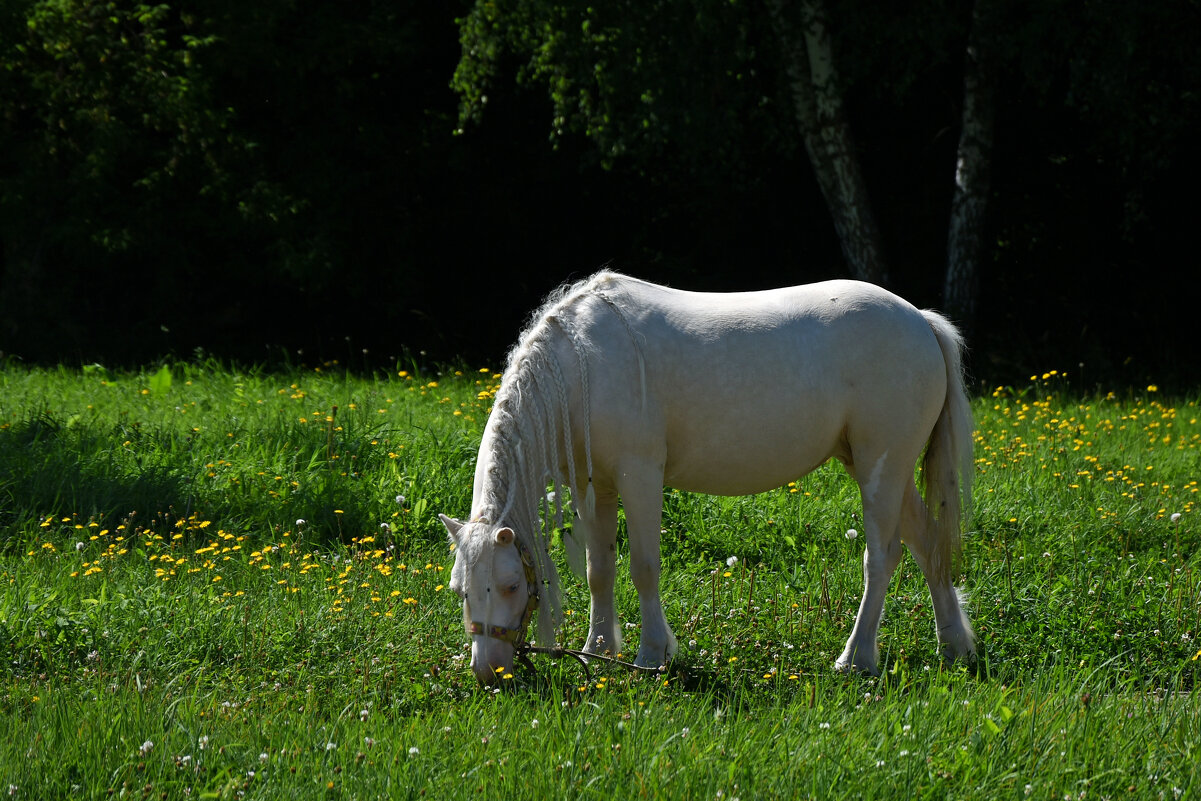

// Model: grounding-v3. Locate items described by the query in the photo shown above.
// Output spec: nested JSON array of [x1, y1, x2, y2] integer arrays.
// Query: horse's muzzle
[[470, 639, 515, 685]]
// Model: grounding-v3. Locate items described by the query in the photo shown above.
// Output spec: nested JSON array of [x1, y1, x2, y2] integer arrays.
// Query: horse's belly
[[662, 412, 846, 496]]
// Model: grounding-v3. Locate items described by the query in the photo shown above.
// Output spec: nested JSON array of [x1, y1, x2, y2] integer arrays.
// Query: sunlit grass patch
[[0, 362, 1198, 798]]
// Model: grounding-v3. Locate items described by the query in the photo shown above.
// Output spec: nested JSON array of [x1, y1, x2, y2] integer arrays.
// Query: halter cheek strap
[[467, 541, 540, 646]]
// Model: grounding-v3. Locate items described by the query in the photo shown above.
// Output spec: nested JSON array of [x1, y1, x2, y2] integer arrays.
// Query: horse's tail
[[920, 310, 974, 585]]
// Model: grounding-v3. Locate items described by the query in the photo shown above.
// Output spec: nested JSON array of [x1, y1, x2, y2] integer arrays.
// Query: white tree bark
[[766, 0, 888, 286], [944, 0, 996, 330]]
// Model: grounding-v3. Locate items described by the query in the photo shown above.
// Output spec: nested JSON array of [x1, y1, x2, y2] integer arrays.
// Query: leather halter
[[466, 540, 539, 647]]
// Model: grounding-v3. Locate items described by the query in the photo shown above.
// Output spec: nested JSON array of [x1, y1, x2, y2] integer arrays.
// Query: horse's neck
[[470, 422, 513, 524]]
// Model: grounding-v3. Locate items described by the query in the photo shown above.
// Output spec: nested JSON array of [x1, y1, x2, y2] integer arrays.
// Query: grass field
[[1, 360, 1198, 799]]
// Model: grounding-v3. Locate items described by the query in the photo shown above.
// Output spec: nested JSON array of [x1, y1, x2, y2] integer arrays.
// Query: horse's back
[[580, 274, 950, 494]]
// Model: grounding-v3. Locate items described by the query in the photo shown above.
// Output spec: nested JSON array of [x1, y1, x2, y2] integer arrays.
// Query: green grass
[[1, 361, 1198, 799]]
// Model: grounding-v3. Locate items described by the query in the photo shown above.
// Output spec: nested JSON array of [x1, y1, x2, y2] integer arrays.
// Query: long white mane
[[473, 271, 640, 644]]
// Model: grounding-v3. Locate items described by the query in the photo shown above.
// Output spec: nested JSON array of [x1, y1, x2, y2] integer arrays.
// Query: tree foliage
[[454, 0, 786, 176], [0, 0, 1195, 378], [452, 0, 1200, 312]]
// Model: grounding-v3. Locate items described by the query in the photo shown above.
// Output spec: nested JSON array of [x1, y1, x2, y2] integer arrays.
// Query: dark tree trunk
[[766, 0, 889, 287], [944, 0, 996, 333]]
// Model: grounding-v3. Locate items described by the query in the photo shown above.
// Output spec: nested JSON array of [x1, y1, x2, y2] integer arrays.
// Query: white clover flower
[[726, 556, 738, 568], [140, 740, 154, 755], [531, 719, 539, 729], [408, 746, 420, 756], [845, 529, 858, 540]]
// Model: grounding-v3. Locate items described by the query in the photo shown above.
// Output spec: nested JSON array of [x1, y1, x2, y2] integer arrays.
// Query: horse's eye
[[506, 583, 520, 594]]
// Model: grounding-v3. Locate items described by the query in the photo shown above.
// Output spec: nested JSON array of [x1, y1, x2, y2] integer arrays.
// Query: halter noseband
[[466, 539, 539, 647]]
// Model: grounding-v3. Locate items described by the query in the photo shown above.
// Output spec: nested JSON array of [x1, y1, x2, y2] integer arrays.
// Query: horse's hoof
[[634, 649, 671, 670], [833, 658, 879, 677]]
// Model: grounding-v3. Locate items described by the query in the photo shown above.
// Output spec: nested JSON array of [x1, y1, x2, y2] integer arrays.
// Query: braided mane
[[472, 271, 630, 644]]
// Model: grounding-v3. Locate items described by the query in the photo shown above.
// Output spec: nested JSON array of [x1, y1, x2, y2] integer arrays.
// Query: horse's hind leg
[[582, 496, 623, 657], [899, 481, 974, 662], [836, 460, 906, 676]]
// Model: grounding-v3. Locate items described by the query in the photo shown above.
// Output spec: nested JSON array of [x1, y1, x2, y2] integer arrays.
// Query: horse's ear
[[439, 514, 464, 544], [495, 527, 514, 546]]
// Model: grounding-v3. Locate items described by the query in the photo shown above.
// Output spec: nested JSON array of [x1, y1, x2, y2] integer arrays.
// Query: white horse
[[440, 271, 975, 685]]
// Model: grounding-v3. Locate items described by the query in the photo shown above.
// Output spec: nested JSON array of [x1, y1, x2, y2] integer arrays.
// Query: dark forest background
[[0, 0, 1197, 389]]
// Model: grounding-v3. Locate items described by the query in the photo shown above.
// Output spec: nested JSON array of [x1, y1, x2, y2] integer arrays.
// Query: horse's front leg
[[619, 471, 677, 669], [582, 497, 623, 657]]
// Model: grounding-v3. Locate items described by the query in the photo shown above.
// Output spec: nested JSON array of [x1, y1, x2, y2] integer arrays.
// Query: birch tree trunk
[[766, 0, 889, 286], [944, 0, 996, 331]]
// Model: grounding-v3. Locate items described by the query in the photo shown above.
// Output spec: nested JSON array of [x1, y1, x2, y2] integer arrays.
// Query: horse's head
[[439, 514, 538, 685]]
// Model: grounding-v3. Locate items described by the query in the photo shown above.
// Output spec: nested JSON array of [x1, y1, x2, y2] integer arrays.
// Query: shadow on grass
[[0, 410, 386, 547], [0, 411, 197, 541]]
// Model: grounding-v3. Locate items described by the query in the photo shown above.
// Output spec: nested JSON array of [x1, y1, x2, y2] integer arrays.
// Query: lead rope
[[515, 642, 667, 684]]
